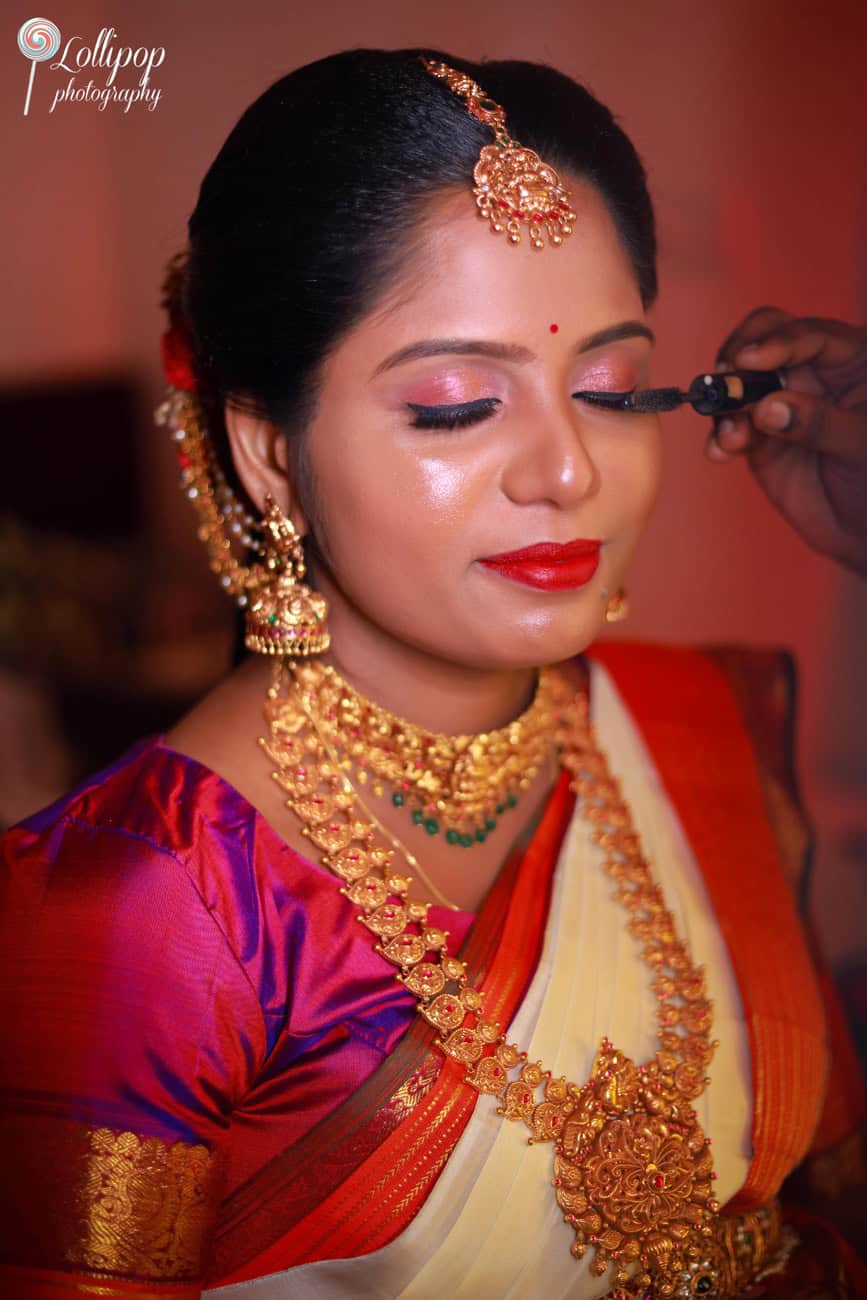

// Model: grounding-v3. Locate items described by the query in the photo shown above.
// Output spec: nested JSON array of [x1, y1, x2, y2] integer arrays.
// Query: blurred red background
[[2, 0, 865, 980]]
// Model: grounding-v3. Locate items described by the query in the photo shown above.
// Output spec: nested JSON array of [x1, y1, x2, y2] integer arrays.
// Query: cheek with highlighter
[[572, 355, 662, 520]]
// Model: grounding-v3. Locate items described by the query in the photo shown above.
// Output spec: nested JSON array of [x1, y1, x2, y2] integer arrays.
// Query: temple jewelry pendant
[[550, 1042, 719, 1294], [473, 143, 575, 249], [421, 56, 576, 249]]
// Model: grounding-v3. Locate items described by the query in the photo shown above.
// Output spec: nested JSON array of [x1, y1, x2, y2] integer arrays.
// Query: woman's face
[[297, 177, 661, 671]]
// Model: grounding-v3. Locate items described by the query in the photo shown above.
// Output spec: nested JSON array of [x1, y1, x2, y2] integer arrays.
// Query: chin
[[457, 611, 609, 672], [530, 623, 608, 667]]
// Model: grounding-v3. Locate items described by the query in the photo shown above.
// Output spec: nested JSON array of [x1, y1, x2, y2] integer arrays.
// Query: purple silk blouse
[[0, 736, 474, 1199]]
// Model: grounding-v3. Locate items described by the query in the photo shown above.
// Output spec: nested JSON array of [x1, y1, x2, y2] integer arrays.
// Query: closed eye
[[406, 398, 501, 430], [571, 389, 637, 410]]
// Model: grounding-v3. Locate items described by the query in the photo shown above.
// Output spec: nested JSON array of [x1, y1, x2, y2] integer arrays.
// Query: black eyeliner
[[572, 387, 639, 409], [406, 397, 500, 428]]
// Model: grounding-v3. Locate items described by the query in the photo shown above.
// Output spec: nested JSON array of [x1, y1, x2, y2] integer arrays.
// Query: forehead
[[371, 177, 644, 340]]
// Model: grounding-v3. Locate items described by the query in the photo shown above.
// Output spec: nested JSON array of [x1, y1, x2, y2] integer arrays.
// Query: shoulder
[[1, 736, 269, 978], [0, 730, 332, 1029], [3, 732, 250, 872], [3, 655, 281, 884], [0, 739, 272, 1155]]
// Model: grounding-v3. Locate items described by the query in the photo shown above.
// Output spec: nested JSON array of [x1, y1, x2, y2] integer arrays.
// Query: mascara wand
[[575, 368, 787, 415]]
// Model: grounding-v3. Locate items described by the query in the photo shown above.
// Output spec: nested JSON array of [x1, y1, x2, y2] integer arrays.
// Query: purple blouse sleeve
[[0, 808, 265, 1286]]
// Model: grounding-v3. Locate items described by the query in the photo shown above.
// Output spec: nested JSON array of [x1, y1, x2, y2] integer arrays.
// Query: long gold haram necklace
[[262, 657, 734, 1296]]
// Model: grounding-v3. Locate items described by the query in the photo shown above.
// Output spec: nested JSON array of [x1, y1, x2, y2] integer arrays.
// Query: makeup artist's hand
[[709, 307, 867, 576]]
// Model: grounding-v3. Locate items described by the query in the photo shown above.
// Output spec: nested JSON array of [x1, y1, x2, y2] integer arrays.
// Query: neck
[[315, 587, 539, 737]]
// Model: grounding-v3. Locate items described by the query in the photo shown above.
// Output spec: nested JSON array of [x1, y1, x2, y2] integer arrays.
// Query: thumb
[[752, 390, 866, 459]]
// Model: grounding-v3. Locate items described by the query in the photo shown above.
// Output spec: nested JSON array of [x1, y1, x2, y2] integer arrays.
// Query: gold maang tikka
[[420, 57, 576, 249], [154, 251, 330, 657]]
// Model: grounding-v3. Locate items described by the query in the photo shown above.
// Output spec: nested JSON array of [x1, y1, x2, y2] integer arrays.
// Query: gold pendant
[[419, 57, 576, 250], [474, 143, 576, 248], [551, 1041, 718, 1292]]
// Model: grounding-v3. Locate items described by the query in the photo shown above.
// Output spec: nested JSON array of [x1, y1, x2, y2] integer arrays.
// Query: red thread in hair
[[161, 318, 197, 391]]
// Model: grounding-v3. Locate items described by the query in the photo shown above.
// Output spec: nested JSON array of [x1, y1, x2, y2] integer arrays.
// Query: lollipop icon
[[18, 18, 61, 116]]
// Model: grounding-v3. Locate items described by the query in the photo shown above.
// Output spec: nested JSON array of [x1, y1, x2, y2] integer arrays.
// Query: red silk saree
[[1, 644, 864, 1297]]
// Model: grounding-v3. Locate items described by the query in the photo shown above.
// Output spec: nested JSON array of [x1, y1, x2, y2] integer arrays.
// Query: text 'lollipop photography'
[[16, 17, 165, 115]]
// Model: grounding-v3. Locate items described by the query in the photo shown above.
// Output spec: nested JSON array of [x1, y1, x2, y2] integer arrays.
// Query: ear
[[223, 401, 310, 536]]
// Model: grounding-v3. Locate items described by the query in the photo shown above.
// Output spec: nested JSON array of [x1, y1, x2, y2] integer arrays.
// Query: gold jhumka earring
[[245, 497, 330, 656], [153, 251, 330, 658]]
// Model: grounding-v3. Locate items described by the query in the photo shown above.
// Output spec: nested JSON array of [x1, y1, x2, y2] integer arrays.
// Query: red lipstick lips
[[479, 539, 601, 591]]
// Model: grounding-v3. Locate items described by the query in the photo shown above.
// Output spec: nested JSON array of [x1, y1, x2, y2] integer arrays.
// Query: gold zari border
[[0, 1114, 224, 1283]]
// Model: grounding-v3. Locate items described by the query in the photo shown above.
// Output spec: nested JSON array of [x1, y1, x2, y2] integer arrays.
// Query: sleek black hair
[[176, 46, 657, 513]]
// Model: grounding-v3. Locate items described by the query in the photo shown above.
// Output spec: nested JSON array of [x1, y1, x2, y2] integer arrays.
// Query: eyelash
[[575, 389, 638, 411], [407, 398, 501, 429], [406, 390, 638, 430]]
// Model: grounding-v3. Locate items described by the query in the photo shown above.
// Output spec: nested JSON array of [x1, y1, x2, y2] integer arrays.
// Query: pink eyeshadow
[[575, 360, 640, 391], [400, 370, 503, 405]]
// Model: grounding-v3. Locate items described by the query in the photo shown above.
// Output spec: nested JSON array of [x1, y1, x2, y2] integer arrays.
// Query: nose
[[499, 396, 600, 510]]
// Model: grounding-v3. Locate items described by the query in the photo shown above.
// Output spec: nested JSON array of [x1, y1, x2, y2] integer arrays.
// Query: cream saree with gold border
[[207, 660, 752, 1299]]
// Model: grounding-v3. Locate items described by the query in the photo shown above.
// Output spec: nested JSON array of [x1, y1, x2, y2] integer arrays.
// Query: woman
[[1, 47, 864, 1299]]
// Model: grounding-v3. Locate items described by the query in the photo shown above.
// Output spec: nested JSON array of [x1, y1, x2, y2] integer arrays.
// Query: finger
[[705, 435, 732, 463], [713, 414, 754, 455], [705, 427, 734, 462], [715, 307, 795, 365], [751, 390, 866, 457], [733, 318, 866, 374]]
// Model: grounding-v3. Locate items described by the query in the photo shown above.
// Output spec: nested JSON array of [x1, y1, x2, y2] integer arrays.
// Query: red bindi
[[549, 323, 559, 333]]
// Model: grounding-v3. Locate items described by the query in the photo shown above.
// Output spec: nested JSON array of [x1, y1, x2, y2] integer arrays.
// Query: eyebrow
[[371, 320, 655, 377]]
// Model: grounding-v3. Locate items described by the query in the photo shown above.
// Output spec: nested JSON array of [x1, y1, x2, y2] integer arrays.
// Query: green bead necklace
[[395, 791, 518, 845]]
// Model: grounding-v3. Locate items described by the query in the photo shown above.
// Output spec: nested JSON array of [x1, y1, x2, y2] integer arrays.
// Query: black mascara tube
[[686, 369, 786, 415], [575, 368, 789, 415]]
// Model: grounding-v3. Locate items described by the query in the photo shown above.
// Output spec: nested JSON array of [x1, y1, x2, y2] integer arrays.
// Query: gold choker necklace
[[286, 659, 561, 849]]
